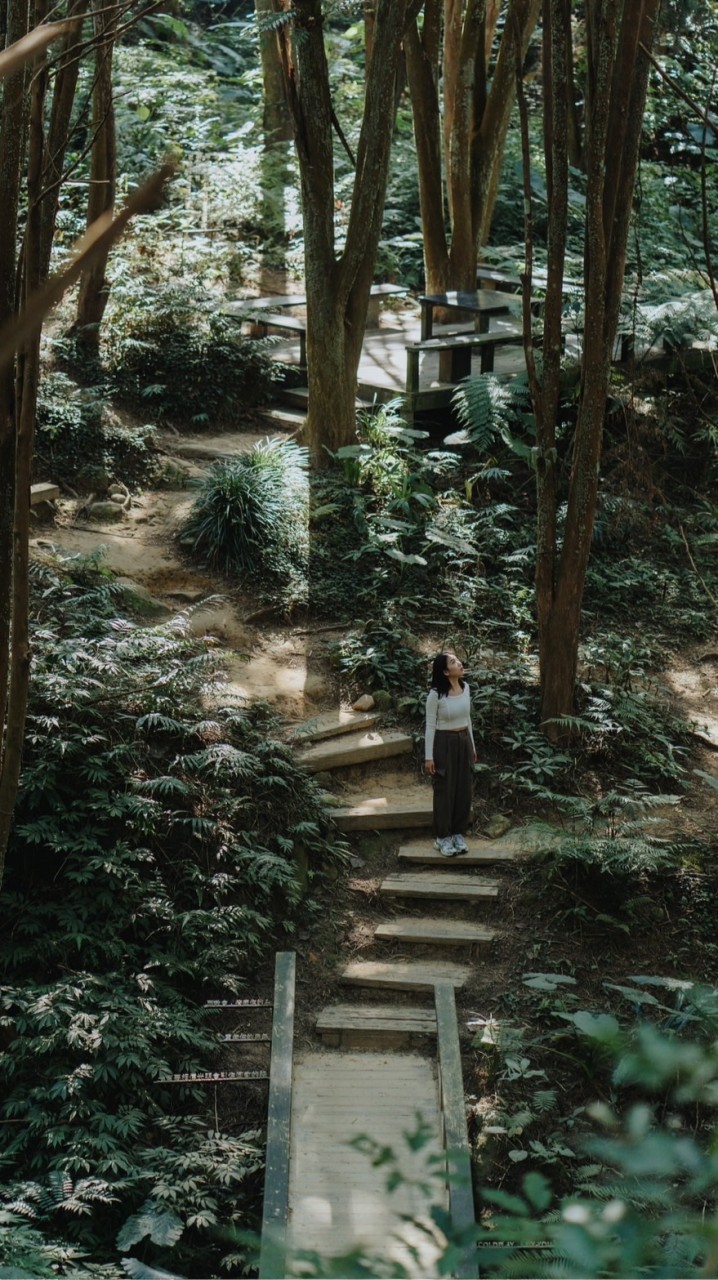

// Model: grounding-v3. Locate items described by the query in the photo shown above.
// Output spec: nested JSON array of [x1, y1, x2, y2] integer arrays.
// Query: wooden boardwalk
[[287, 1050, 447, 1276]]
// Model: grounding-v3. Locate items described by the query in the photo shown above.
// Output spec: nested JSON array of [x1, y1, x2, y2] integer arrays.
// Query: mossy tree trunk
[[277, 0, 414, 463], [522, 0, 661, 736]]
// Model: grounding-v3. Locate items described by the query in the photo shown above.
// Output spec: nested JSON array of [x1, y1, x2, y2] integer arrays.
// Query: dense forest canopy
[[1, 0, 718, 1275]]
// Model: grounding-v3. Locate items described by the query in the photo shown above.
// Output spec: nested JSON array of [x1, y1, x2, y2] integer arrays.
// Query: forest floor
[[30, 410, 718, 1140]]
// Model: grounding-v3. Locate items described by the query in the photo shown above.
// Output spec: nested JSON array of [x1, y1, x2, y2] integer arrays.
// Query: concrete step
[[379, 871, 500, 901], [340, 959, 470, 993], [398, 839, 517, 866], [316, 1002, 436, 1049], [31, 482, 60, 505], [279, 386, 376, 412], [296, 729, 412, 773], [287, 708, 381, 745], [332, 793, 433, 832], [398, 825, 559, 863], [375, 917, 496, 947], [261, 405, 306, 431], [280, 386, 309, 410]]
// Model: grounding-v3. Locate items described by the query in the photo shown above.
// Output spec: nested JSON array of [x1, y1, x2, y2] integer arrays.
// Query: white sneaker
[[452, 834, 468, 854], [434, 837, 456, 857]]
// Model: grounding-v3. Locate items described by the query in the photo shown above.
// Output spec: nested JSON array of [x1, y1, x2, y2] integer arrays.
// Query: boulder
[[352, 693, 375, 711]]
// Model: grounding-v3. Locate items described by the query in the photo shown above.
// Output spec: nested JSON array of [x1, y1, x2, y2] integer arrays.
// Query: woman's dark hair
[[429, 652, 465, 698]]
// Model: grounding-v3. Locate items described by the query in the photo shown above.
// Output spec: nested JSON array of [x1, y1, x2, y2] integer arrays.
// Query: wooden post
[[435, 982, 478, 1278], [259, 952, 296, 1279]]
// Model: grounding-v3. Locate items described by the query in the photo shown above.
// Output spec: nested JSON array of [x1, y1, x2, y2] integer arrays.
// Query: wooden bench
[[406, 329, 529, 393], [476, 264, 583, 304], [221, 283, 410, 370], [236, 311, 308, 370], [365, 281, 409, 325]]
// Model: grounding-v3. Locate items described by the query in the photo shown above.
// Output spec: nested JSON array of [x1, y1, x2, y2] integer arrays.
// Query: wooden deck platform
[[287, 1049, 447, 1276]]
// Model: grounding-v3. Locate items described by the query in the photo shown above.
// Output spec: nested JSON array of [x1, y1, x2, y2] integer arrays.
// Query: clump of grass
[[180, 438, 309, 604]]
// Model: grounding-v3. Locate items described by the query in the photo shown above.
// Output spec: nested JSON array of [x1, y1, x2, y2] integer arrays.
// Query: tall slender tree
[[73, 0, 117, 347], [519, 0, 661, 733]]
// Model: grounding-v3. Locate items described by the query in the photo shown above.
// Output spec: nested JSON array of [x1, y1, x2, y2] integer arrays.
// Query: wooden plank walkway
[[287, 1050, 447, 1276]]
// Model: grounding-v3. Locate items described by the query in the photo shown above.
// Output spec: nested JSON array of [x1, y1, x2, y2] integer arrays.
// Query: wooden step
[[316, 1003, 436, 1049], [340, 959, 470, 993], [332, 793, 433, 832], [398, 839, 517, 866], [375, 917, 496, 947], [296, 729, 412, 773], [379, 871, 500, 901], [31, 482, 60, 505], [287, 708, 381, 745]]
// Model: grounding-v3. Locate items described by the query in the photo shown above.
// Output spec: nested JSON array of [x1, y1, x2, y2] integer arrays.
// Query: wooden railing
[[258, 951, 296, 1280], [434, 981, 479, 1279]]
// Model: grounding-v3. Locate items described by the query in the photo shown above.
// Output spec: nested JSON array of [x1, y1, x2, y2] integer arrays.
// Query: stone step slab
[[287, 708, 381, 745], [31, 482, 60, 505], [340, 959, 470, 993], [332, 794, 433, 832], [375, 917, 496, 947], [296, 729, 412, 773], [379, 872, 500, 901], [398, 840, 517, 866], [316, 1003, 437, 1049]]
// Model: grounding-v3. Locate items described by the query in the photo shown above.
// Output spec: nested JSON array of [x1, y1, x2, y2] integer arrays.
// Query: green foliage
[[0, 554, 346, 1276], [451, 373, 534, 460], [35, 372, 159, 487], [180, 438, 309, 609], [472, 981, 718, 1278], [335, 614, 426, 696], [102, 281, 279, 425]]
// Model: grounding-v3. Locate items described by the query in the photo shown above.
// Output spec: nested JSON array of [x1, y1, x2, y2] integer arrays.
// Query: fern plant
[[0, 554, 347, 1276]]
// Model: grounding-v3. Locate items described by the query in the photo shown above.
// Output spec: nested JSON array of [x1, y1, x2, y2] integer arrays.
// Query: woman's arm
[[424, 688, 438, 773], [465, 683, 478, 761]]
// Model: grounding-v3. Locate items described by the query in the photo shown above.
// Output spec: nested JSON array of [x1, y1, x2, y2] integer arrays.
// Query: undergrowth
[[0, 553, 347, 1277]]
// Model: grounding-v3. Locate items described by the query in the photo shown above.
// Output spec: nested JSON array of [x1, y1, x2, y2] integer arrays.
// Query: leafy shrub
[[34, 372, 159, 487], [470, 979, 718, 1278], [102, 281, 279, 424], [180, 437, 309, 607]]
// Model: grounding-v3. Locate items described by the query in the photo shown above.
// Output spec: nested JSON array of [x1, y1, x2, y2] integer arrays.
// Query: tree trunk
[[255, 0, 292, 143], [38, 0, 87, 276], [406, 0, 540, 296], [529, 0, 661, 734], [74, 0, 116, 349], [0, 0, 43, 870], [0, 0, 29, 850], [404, 2, 448, 294], [278, 0, 409, 463]]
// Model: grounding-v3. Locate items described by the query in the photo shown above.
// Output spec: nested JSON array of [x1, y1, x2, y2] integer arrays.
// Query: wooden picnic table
[[419, 289, 518, 342]]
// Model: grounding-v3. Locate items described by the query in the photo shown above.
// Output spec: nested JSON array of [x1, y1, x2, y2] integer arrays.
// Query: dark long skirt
[[432, 729, 473, 838]]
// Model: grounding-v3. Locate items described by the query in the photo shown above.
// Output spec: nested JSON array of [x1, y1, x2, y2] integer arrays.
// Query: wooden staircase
[[289, 703, 522, 1035], [278, 703, 550, 1277]]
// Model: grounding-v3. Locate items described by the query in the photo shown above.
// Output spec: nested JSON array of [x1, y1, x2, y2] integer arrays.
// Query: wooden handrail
[[258, 951, 296, 1280], [435, 981, 479, 1279]]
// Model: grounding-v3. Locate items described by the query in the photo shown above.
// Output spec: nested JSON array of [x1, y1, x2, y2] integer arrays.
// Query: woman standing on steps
[[424, 651, 477, 857]]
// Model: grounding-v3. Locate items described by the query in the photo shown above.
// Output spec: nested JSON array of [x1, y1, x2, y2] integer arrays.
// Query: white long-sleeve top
[[425, 684, 476, 760]]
